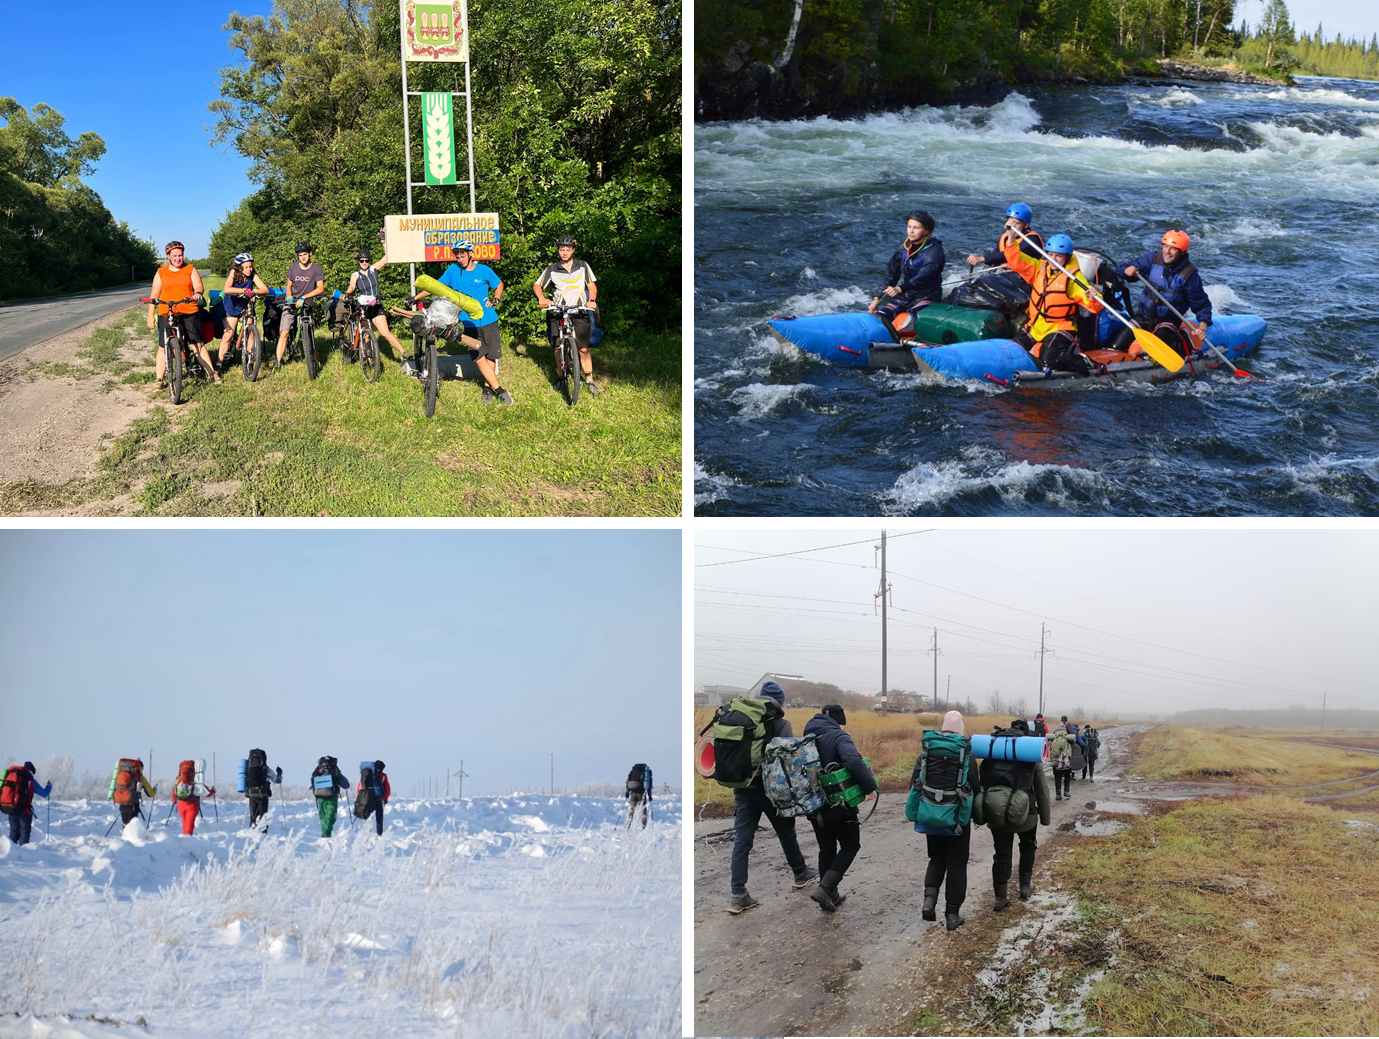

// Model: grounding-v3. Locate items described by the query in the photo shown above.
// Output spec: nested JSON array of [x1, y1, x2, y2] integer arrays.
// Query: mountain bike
[[140, 295, 205, 405], [544, 304, 588, 406], [392, 296, 441, 417], [280, 298, 320, 380], [231, 292, 263, 383], [339, 293, 382, 383]]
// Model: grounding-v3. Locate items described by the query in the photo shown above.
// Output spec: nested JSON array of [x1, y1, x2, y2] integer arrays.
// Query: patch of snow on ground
[[0, 796, 681, 1038]]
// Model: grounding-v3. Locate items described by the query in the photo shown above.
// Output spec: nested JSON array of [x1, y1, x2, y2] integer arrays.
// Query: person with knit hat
[[802, 705, 876, 912], [919, 711, 981, 931], [726, 681, 817, 914], [1, 762, 51, 845]]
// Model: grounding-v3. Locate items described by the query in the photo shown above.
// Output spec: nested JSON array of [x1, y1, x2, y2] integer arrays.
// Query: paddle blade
[[1134, 328, 1185, 372]]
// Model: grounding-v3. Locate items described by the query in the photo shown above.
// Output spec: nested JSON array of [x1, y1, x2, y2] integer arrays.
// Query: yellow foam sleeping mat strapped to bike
[[414, 275, 484, 321]]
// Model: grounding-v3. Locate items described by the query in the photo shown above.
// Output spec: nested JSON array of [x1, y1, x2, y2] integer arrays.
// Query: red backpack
[[0, 766, 30, 816], [175, 760, 197, 802], [112, 758, 142, 805]]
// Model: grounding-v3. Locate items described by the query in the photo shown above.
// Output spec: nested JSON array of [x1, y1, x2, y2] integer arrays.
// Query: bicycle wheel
[[564, 334, 580, 406], [302, 317, 319, 380], [360, 326, 380, 383], [166, 334, 184, 405], [342, 320, 357, 364], [241, 325, 261, 383], [423, 338, 439, 417]]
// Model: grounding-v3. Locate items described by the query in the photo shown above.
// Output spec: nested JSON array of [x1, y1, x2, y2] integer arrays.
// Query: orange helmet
[[1162, 229, 1190, 252]]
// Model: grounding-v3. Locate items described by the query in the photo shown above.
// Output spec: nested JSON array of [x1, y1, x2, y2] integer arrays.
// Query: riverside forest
[[694, 0, 1378, 119]]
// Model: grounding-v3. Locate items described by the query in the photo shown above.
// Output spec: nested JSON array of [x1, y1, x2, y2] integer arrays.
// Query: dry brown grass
[[1132, 725, 1379, 787], [1046, 795, 1379, 1036]]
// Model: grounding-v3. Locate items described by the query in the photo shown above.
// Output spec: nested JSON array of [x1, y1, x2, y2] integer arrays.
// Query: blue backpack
[[905, 730, 974, 836]]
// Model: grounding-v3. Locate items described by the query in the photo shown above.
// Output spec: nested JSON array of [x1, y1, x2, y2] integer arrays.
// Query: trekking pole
[[104, 816, 119, 838], [163, 800, 176, 827]]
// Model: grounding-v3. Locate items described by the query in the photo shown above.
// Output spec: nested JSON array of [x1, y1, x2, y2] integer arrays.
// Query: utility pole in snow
[[550, 753, 554, 795], [454, 761, 468, 800]]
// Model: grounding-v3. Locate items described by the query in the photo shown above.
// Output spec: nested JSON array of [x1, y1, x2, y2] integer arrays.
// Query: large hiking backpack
[[312, 756, 338, 799], [761, 736, 827, 817], [985, 729, 1037, 793], [702, 697, 784, 789], [982, 729, 1036, 829], [626, 763, 647, 796], [353, 762, 382, 818], [175, 759, 198, 802], [246, 749, 268, 797], [905, 731, 974, 836], [111, 758, 142, 806], [0, 765, 30, 816]]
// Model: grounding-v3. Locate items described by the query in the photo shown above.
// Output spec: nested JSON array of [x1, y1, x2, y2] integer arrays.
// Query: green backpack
[[702, 697, 783, 789], [905, 730, 974, 836]]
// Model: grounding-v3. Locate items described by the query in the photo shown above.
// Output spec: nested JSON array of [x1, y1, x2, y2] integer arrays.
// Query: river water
[[694, 75, 1379, 516]]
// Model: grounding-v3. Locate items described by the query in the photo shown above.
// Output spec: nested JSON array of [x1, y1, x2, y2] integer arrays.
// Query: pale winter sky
[[696, 529, 1379, 719], [1236, 0, 1377, 41], [1, 530, 679, 795]]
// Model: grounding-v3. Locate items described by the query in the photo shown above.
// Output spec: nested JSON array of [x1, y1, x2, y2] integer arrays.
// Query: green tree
[[0, 98, 107, 189], [1258, 0, 1295, 68]]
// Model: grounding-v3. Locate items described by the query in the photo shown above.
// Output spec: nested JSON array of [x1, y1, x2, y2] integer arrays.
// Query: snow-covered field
[[0, 795, 680, 1038]]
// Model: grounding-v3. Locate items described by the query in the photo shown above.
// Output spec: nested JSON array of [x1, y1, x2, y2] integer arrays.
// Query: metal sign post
[[397, 0, 476, 295]]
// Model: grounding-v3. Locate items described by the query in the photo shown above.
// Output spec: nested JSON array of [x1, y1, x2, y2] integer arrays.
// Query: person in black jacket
[[868, 210, 945, 329], [802, 705, 876, 912]]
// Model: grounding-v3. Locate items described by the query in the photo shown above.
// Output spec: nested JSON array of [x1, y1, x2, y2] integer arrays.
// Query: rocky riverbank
[[1144, 58, 1291, 85]]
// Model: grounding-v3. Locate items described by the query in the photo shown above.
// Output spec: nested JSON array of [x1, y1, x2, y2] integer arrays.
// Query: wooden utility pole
[[875, 531, 890, 702], [550, 753, 554, 795], [931, 628, 939, 708], [455, 761, 468, 800], [1038, 623, 1048, 717]]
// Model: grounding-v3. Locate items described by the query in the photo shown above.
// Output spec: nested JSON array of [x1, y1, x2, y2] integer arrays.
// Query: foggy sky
[[696, 529, 1378, 718]]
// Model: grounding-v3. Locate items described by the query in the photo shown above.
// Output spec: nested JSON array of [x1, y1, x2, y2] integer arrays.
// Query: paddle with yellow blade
[[1133, 276, 1253, 379], [1005, 225, 1185, 374]]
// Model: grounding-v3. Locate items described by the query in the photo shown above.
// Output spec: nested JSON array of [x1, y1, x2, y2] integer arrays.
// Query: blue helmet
[[1005, 202, 1033, 223], [1045, 233, 1074, 255]]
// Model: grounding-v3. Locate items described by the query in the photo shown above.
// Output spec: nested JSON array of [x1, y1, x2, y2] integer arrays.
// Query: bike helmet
[[164, 240, 184, 255], [293, 241, 312, 254], [1161, 229, 1190, 252], [556, 235, 577, 247], [1005, 202, 1033, 223], [906, 210, 935, 231], [1045, 233, 1074, 255], [451, 240, 475, 253], [233, 252, 253, 267], [355, 250, 372, 263]]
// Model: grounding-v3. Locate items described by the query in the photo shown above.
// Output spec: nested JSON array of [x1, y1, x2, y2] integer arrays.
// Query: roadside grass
[[1131, 725, 1379, 787], [4, 306, 680, 516], [27, 307, 146, 383], [691, 707, 1136, 809], [992, 796, 1379, 1036]]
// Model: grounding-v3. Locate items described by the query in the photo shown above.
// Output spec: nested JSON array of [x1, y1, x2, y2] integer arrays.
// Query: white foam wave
[[1150, 88, 1203, 107], [1261, 86, 1379, 109], [693, 460, 738, 507], [880, 449, 1107, 513], [774, 285, 870, 317], [730, 382, 810, 419], [1203, 283, 1244, 312], [745, 330, 806, 363], [1220, 217, 1287, 241]]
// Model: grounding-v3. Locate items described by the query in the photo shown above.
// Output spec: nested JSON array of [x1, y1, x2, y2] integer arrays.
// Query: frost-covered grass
[[0, 795, 680, 1038]]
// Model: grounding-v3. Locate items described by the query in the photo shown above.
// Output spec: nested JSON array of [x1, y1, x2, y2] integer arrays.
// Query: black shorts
[[158, 312, 204, 345], [363, 303, 385, 321], [467, 322, 502, 361]]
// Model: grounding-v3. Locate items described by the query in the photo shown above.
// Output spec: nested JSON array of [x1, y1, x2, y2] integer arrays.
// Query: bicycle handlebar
[[141, 296, 199, 306]]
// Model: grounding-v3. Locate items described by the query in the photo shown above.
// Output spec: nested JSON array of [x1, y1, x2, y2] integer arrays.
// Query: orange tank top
[[157, 264, 199, 315]]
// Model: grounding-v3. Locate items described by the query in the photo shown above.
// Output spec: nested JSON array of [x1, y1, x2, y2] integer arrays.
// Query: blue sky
[[1236, 0, 1377, 40], [3, 1, 276, 257], [1, 530, 680, 796]]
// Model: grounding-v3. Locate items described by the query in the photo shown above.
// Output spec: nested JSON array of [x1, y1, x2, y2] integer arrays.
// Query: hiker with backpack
[[109, 758, 156, 825], [310, 756, 352, 837], [907, 710, 981, 931], [802, 705, 876, 913], [1033, 714, 1047, 737], [626, 763, 652, 829], [240, 749, 281, 831], [170, 759, 215, 836], [975, 719, 1052, 910], [354, 760, 391, 835], [706, 680, 816, 914], [1, 762, 52, 845], [1083, 726, 1101, 780], [1048, 725, 1074, 800]]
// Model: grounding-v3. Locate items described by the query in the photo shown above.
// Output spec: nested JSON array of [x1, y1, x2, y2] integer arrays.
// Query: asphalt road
[[0, 284, 146, 362]]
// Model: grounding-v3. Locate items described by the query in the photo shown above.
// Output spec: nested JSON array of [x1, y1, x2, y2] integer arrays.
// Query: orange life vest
[[1027, 262, 1081, 331], [157, 263, 199, 316]]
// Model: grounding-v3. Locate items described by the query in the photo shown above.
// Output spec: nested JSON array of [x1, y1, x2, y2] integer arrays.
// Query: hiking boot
[[993, 883, 1010, 912], [727, 892, 759, 915], [792, 866, 818, 890], [921, 886, 939, 921], [1055, 794, 1062, 801], [831, 888, 847, 905], [945, 907, 965, 931], [584, 378, 601, 396], [497, 388, 514, 406], [1019, 875, 1034, 900], [810, 884, 837, 913]]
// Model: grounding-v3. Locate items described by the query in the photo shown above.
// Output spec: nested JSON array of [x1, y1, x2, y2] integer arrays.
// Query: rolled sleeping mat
[[695, 734, 716, 779], [236, 758, 248, 794], [413, 274, 484, 321], [969, 734, 1048, 763]]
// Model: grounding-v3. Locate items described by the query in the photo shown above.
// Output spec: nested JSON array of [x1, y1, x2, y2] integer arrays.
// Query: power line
[[695, 530, 933, 569]]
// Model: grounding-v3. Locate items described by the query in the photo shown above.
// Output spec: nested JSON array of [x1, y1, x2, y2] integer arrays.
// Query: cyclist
[[275, 241, 326, 369], [146, 241, 220, 388], [437, 241, 511, 405], [533, 235, 600, 396], [344, 248, 406, 364], [216, 253, 270, 372]]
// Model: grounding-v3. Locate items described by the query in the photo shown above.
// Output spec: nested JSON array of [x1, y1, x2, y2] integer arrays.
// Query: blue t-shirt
[[438, 262, 501, 328]]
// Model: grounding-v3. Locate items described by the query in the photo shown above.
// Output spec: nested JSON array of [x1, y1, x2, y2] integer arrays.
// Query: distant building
[[696, 684, 742, 707]]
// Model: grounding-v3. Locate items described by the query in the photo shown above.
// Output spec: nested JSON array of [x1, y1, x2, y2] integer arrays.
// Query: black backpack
[[354, 765, 378, 818], [626, 764, 646, 794], [246, 748, 268, 797], [984, 728, 1036, 792]]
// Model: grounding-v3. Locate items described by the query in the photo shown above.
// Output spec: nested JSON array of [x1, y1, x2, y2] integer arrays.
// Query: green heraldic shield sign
[[422, 92, 458, 186], [403, 0, 469, 63]]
